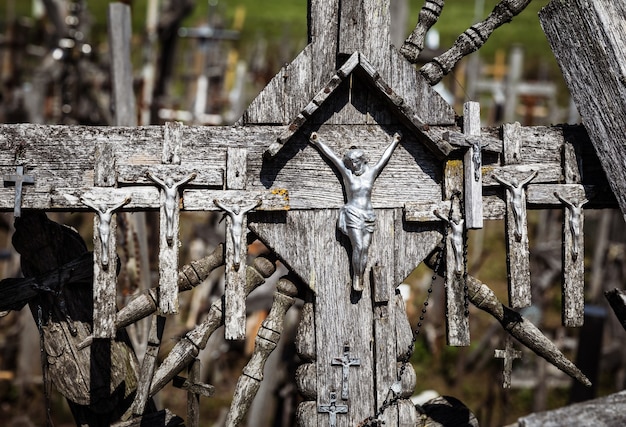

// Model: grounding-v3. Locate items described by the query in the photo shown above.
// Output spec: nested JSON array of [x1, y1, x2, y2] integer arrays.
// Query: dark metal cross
[[3, 165, 34, 218], [494, 336, 522, 388], [331, 345, 361, 400], [318, 391, 348, 427]]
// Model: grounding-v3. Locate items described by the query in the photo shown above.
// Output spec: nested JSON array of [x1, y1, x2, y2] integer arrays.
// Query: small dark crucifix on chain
[[309, 131, 402, 291], [331, 344, 361, 400], [3, 165, 34, 218], [318, 391, 348, 427], [495, 335, 522, 389]]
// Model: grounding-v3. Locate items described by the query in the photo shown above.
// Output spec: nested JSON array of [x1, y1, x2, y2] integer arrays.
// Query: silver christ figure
[[309, 131, 401, 291]]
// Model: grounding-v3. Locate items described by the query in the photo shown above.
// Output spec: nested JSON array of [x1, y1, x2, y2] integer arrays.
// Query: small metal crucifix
[[331, 344, 361, 400], [318, 391, 348, 427], [3, 165, 34, 218], [494, 336, 522, 389]]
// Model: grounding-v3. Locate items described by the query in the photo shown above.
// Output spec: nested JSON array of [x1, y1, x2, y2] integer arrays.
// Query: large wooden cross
[[0, 0, 616, 425]]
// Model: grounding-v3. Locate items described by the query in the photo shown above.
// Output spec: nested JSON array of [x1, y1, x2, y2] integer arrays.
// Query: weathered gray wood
[[503, 122, 522, 165], [111, 245, 224, 334], [84, 192, 129, 338], [250, 210, 375, 425], [131, 315, 164, 416], [540, 0, 626, 222], [463, 102, 483, 229], [149, 257, 275, 397], [518, 390, 626, 427], [296, 362, 318, 400], [493, 171, 535, 308], [420, 0, 532, 85], [425, 250, 590, 386], [0, 123, 609, 213], [163, 121, 183, 164], [295, 301, 316, 362], [399, 0, 445, 63], [227, 147, 248, 190], [442, 161, 470, 346], [296, 400, 318, 427], [11, 213, 140, 423], [108, 3, 136, 127], [225, 278, 298, 425], [556, 192, 587, 327]]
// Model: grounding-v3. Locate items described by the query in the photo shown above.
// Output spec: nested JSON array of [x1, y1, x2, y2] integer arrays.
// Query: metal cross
[[3, 165, 34, 218], [331, 344, 361, 400], [318, 391, 348, 427], [494, 335, 522, 389]]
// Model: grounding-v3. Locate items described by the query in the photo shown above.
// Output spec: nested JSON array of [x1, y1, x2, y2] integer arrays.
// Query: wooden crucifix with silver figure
[[309, 131, 401, 291], [1, 0, 624, 425]]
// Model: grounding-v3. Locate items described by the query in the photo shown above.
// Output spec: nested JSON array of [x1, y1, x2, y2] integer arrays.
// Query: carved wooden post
[[225, 278, 298, 425]]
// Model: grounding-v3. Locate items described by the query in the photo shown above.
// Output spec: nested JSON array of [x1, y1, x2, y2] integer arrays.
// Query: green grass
[[2, 1, 557, 74]]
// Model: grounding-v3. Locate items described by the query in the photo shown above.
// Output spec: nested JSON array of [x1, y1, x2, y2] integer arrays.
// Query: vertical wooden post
[[156, 122, 185, 314], [501, 123, 533, 308], [92, 142, 119, 339], [443, 161, 470, 346], [224, 147, 249, 340], [463, 101, 483, 229], [108, 3, 136, 126]]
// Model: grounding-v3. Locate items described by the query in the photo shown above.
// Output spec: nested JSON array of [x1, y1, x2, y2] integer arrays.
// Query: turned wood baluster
[[149, 256, 276, 397], [224, 278, 298, 425], [399, 0, 445, 64], [420, 0, 532, 85]]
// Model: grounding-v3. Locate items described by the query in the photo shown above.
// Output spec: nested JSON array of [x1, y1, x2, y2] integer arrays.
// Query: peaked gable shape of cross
[[239, 0, 456, 143], [264, 51, 455, 160]]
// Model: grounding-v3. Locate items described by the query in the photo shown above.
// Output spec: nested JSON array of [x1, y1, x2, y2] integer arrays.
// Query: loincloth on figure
[[338, 205, 376, 235]]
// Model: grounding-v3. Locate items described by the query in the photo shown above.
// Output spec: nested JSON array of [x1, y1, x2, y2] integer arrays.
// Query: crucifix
[[318, 391, 348, 427], [494, 336, 522, 389], [309, 131, 402, 292], [146, 171, 196, 314], [331, 345, 361, 400], [492, 169, 537, 308], [553, 189, 588, 327], [81, 194, 131, 338], [3, 165, 34, 218]]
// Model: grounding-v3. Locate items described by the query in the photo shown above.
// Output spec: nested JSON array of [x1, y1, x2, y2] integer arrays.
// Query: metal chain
[[358, 197, 456, 426]]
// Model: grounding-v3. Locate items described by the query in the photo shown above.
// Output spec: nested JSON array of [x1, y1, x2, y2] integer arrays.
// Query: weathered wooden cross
[[0, 0, 620, 425]]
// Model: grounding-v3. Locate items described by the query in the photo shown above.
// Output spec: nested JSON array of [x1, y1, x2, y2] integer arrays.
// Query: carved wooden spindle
[[224, 278, 298, 425], [399, 0, 445, 64], [149, 256, 276, 397], [77, 244, 225, 350], [130, 315, 165, 417], [420, 0, 532, 85], [425, 248, 591, 387]]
